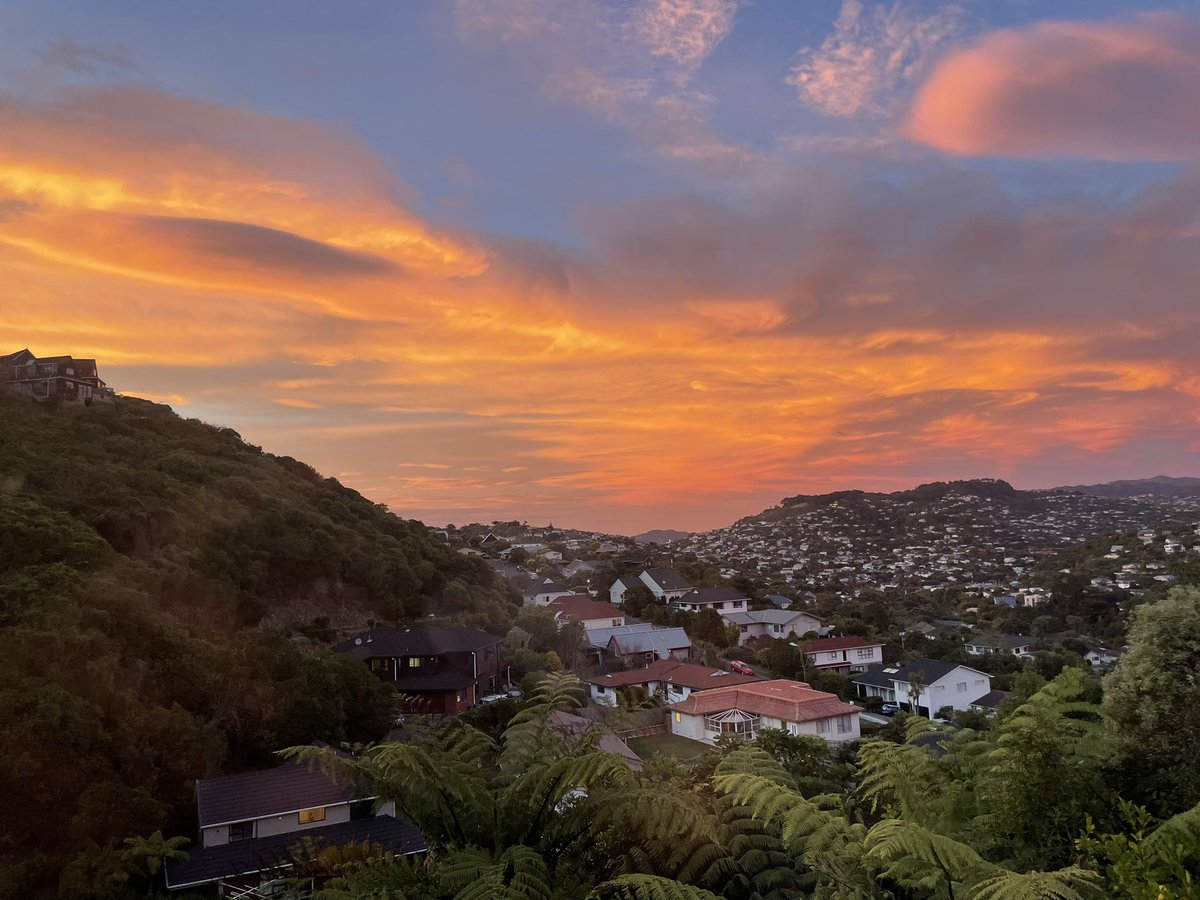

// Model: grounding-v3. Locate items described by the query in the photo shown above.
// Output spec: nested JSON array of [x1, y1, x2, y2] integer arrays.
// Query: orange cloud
[[1, 84, 1198, 532], [905, 13, 1200, 159]]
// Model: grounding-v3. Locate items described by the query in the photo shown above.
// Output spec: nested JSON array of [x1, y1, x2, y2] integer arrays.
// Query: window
[[772, 624, 782, 633], [933, 684, 944, 692], [674, 712, 682, 723], [836, 715, 852, 734], [956, 681, 967, 693], [298, 807, 326, 825], [229, 821, 254, 842], [733, 600, 744, 608], [457, 688, 467, 702], [974, 679, 986, 686], [408, 657, 422, 668], [816, 718, 831, 734], [856, 648, 873, 659], [612, 619, 622, 626]]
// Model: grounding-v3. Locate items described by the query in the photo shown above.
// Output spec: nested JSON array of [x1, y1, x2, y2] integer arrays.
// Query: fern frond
[[585, 874, 723, 900], [1144, 801, 1200, 861], [966, 866, 1100, 900]]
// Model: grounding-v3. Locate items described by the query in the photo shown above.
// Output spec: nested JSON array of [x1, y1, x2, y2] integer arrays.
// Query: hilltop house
[[801, 636, 885, 674], [333, 626, 503, 716], [851, 658, 992, 717], [669, 679, 861, 746], [726, 609, 823, 647], [670, 587, 749, 617], [523, 578, 575, 606], [585, 659, 760, 706], [165, 756, 425, 894], [963, 634, 1036, 658], [584, 623, 691, 666], [639, 567, 693, 601], [547, 595, 625, 630], [1, 348, 114, 404]]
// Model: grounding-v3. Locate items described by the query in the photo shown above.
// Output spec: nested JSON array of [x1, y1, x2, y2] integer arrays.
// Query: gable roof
[[674, 587, 747, 605], [767, 594, 794, 607], [600, 625, 691, 656], [547, 595, 624, 622], [196, 758, 355, 828], [333, 625, 500, 658], [970, 689, 1010, 709], [965, 633, 1036, 651], [724, 609, 821, 627], [669, 679, 859, 723], [585, 659, 761, 691], [641, 567, 691, 591], [851, 658, 990, 689], [548, 710, 643, 771]]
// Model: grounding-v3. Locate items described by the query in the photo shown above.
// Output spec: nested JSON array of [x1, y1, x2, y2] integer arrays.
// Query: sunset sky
[[2, 0, 1198, 533]]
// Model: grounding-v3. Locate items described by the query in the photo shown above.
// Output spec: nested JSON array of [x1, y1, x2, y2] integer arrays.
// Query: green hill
[[0, 393, 516, 897]]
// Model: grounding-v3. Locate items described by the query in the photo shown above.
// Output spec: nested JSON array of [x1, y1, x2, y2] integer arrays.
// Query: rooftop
[[585, 659, 761, 691], [333, 625, 500, 658], [669, 679, 858, 723]]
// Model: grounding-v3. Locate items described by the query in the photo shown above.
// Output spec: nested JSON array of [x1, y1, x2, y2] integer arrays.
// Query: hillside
[[748, 478, 1037, 523], [632, 528, 691, 544], [1056, 475, 1200, 499], [0, 393, 516, 897]]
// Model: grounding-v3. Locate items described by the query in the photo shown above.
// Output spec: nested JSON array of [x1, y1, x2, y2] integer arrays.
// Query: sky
[[1, 0, 1198, 534]]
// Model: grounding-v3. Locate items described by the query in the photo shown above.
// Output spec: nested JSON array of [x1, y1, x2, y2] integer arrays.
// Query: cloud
[[904, 12, 1200, 160], [41, 39, 139, 77], [789, 0, 966, 116], [1, 82, 1199, 531], [630, 0, 739, 73]]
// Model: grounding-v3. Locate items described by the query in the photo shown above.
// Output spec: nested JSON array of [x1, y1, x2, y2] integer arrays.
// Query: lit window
[[674, 712, 682, 723], [298, 807, 326, 824], [409, 657, 422, 668]]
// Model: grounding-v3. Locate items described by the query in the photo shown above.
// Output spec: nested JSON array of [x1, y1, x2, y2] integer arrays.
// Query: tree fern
[[967, 867, 1099, 900], [585, 874, 723, 900]]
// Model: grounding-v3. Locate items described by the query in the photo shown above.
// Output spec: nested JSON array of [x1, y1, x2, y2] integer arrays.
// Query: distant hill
[[749, 478, 1034, 523], [633, 528, 691, 544], [1055, 475, 1200, 499], [0, 393, 514, 895]]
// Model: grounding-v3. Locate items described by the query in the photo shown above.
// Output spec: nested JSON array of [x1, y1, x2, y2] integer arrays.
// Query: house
[[584, 623, 691, 666], [562, 559, 599, 578], [484, 558, 524, 581], [334, 625, 504, 716], [800, 636, 885, 674], [585, 659, 761, 706], [969, 690, 1010, 716], [164, 755, 425, 894], [993, 595, 1017, 608], [638, 567, 693, 601], [548, 710, 643, 771], [964, 634, 1036, 658], [670, 587, 750, 617], [523, 579, 575, 606], [547, 595, 626, 630], [767, 594, 793, 609], [669, 679, 861, 746], [1, 348, 114, 404], [725, 609, 823, 647], [1083, 646, 1121, 670], [851, 658, 992, 717], [609, 576, 642, 605]]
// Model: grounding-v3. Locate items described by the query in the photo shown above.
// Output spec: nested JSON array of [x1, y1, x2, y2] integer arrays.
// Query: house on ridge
[[638, 567, 693, 601]]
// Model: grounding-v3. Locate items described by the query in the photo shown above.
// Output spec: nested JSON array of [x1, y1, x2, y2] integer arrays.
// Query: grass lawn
[[627, 733, 709, 762]]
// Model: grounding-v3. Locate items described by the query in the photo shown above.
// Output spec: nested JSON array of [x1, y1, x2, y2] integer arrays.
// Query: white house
[[609, 576, 642, 605], [547, 595, 625, 630], [852, 659, 992, 717], [523, 579, 575, 606], [725, 609, 824, 646], [638, 567, 693, 601], [671, 587, 750, 617], [669, 679, 861, 746], [963, 634, 1036, 658], [801, 636, 885, 674]]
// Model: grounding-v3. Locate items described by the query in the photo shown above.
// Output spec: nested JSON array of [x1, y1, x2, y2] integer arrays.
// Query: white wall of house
[[899, 670, 990, 714], [808, 645, 883, 673], [670, 711, 708, 742], [610, 582, 630, 604], [201, 803, 352, 848], [670, 709, 861, 746]]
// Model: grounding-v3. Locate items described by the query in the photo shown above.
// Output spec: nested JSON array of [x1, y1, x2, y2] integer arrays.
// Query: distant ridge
[[633, 528, 691, 544], [1055, 475, 1200, 499]]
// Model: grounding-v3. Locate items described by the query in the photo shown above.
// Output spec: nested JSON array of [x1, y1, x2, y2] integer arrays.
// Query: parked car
[[479, 693, 507, 704], [880, 703, 900, 716], [728, 660, 755, 676]]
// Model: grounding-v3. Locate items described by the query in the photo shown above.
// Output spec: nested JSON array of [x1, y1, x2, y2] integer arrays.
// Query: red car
[[728, 660, 755, 676]]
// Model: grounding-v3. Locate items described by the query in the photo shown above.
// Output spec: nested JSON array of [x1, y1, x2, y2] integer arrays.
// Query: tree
[[906, 669, 927, 716], [1104, 586, 1200, 813]]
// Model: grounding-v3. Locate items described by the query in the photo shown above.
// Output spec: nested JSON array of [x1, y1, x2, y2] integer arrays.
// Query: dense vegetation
[[290, 663, 1200, 900], [0, 394, 516, 897]]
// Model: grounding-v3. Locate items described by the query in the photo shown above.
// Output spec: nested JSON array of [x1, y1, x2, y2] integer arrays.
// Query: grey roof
[[549, 710, 643, 771], [196, 758, 354, 828], [642, 567, 692, 591], [723, 609, 819, 627], [166, 815, 425, 889], [586, 622, 690, 654], [851, 658, 988, 689], [674, 587, 747, 605], [768, 594, 793, 607], [333, 625, 500, 658], [970, 689, 1010, 709], [965, 633, 1035, 651], [613, 576, 641, 589]]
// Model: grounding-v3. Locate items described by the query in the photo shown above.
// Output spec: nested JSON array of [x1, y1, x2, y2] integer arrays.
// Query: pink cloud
[[905, 13, 1200, 160]]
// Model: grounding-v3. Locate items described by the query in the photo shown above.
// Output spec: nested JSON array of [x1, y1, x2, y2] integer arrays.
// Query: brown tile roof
[[801, 636, 884, 652], [585, 659, 761, 691], [668, 679, 859, 723], [547, 595, 624, 621]]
